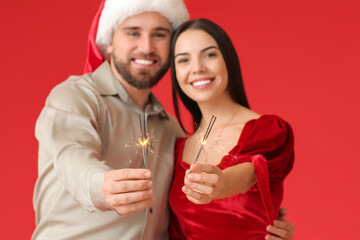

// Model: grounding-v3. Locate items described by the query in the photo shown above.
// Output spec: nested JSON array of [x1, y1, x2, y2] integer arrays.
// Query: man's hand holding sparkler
[[102, 168, 154, 216]]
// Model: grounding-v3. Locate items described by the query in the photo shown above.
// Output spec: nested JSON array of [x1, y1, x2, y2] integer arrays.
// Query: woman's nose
[[192, 59, 206, 74]]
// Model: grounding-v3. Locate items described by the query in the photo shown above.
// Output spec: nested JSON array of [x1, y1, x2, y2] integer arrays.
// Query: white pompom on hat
[[96, 0, 189, 55]]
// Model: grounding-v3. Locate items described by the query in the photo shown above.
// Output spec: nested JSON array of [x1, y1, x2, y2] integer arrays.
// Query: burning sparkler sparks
[[193, 115, 216, 163], [139, 114, 149, 167]]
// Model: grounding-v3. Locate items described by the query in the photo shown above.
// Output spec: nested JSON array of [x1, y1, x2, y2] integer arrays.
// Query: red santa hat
[[84, 0, 189, 73]]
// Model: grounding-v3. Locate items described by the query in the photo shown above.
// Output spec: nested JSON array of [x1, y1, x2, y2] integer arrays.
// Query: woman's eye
[[177, 58, 189, 64], [205, 52, 217, 58]]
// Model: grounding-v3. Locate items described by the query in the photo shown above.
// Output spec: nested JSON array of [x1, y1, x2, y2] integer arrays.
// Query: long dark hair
[[171, 18, 250, 133]]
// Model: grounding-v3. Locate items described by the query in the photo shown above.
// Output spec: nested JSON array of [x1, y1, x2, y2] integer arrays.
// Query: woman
[[169, 19, 295, 240]]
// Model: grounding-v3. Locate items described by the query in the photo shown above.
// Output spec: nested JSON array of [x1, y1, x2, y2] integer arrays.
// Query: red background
[[1, 0, 359, 239]]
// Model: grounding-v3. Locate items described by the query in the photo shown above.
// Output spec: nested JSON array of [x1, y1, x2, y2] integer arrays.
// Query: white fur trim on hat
[[96, 0, 189, 57]]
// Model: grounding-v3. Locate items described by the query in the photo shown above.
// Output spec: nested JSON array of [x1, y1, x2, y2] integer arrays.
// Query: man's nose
[[138, 36, 155, 54]]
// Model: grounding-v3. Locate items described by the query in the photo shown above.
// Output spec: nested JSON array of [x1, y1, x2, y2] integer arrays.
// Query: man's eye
[[128, 32, 139, 37], [153, 33, 166, 38]]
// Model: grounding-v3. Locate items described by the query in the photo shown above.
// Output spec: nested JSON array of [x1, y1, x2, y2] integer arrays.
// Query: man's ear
[[106, 43, 113, 56]]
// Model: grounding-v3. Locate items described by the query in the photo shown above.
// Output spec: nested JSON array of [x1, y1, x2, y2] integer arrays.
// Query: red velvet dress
[[169, 115, 294, 240]]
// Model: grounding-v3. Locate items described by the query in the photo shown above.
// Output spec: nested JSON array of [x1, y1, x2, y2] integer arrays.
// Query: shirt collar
[[91, 61, 168, 119]]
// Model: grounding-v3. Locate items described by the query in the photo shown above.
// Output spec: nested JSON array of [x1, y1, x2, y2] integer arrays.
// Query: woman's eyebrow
[[174, 52, 188, 58], [174, 45, 218, 58], [200, 46, 218, 53]]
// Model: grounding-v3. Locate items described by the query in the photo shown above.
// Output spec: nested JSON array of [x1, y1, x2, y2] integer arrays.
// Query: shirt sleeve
[[219, 115, 294, 187], [35, 78, 112, 212]]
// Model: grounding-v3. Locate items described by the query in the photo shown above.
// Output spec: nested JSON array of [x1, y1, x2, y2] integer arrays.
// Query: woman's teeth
[[192, 80, 211, 87]]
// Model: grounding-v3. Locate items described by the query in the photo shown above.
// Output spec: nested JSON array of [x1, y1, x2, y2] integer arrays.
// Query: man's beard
[[113, 54, 169, 90]]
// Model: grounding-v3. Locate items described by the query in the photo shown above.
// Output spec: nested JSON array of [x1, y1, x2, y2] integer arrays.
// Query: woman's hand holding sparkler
[[102, 168, 154, 216], [182, 162, 257, 204], [182, 163, 224, 204], [182, 115, 257, 204]]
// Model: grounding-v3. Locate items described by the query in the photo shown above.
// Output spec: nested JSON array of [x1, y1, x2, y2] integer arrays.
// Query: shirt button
[[149, 208, 153, 213]]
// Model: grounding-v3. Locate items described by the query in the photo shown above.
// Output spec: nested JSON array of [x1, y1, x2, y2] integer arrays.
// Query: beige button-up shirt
[[32, 62, 185, 240]]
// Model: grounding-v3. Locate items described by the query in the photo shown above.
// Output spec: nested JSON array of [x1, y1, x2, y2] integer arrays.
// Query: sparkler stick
[[193, 115, 216, 163], [138, 114, 149, 166]]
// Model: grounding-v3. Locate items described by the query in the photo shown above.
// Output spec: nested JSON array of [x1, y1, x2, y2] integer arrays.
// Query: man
[[32, 0, 294, 239]]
